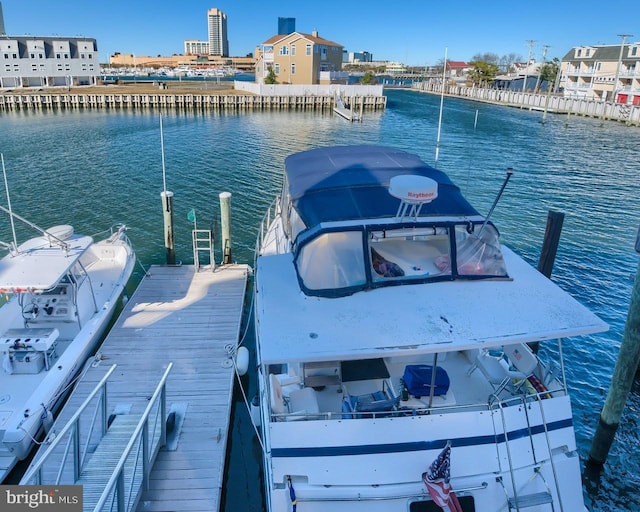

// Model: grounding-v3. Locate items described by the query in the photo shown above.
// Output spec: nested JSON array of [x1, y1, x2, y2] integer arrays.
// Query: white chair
[[468, 345, 536, 396], [269, 374, 320, 419]]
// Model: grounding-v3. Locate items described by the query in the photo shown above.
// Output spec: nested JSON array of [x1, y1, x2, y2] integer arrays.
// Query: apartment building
[[255, 30, 345, 85], [208, 7, 228, 57], [560, 42, 640, 104], [185, 39, 210, 56], [0, 36, 99, 88]]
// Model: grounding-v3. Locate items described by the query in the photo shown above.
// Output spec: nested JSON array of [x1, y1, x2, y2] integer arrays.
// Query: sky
[[1, 0, 637, 66]]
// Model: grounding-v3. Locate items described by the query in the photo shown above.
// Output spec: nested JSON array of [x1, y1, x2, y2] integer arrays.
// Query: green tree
[[539, 58, 560, 89], [360, 71, 377, 85], [264, 66, 278, 85], [467, 60, 499, 86]]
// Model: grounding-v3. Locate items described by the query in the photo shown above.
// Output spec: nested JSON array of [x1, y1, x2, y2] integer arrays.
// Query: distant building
[[385, 62, 407, 75], [185, 39, 209, 56], [208, 7, 229, 57], [446, 61, 470, 78], [347, 51, 373, 63], [109, 52, 256, 72], [560, 43, 640, 104], [278, 17, 295, 35], [0, 36, 99, 88], [255, 30, 345, 85]]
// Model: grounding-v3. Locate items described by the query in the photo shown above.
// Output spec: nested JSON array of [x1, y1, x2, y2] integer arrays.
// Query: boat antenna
[[478, 167, 513, 236], [160, 115, 167, 193], [1, 153, 18, 252], [434, 47, 447, 166]]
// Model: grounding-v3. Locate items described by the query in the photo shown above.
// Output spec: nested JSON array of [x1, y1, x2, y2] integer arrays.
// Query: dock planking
[[27, 263, 249, 512]]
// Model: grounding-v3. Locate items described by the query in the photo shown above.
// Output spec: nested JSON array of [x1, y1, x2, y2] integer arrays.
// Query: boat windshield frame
[[293, 219, 510, 298]]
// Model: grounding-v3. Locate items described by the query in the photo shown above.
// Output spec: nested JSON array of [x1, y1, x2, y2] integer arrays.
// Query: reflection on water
[[1, 90, 639, 511]]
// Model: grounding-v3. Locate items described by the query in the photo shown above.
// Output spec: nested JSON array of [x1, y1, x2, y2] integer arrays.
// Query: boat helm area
[[293, 220, 510, 297], [265, 341, 566, 423]]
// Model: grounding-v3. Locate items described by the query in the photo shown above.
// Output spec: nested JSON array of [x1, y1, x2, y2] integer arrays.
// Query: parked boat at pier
[[0, 216, 135, 481], [254, 145, 608, 511]]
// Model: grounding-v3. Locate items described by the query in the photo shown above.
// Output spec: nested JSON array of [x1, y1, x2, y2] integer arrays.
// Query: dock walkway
[[25, 264, 249, 512]]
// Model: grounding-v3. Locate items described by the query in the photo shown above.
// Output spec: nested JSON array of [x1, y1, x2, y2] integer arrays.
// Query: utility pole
[[522, 40, 536, 92], [612, 34, 633, 103], [535, 45, 550, 93]]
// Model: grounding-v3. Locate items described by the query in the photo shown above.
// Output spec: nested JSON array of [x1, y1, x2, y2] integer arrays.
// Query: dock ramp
[[21, 363, 173, 512]]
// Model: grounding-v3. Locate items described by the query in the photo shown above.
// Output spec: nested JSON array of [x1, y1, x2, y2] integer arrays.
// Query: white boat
[[0, 218, 135, 481], [254, 145, 608, 512]]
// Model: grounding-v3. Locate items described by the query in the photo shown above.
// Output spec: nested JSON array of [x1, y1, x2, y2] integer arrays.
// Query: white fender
[[235, 346, 249, 376]]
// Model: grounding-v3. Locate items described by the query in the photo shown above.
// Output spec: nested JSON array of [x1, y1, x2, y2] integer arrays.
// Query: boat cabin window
[[294, 223, 508, 297], [296, 231, 367, 291], [370, 227, 452, 282], [453, 224, 507, 277]]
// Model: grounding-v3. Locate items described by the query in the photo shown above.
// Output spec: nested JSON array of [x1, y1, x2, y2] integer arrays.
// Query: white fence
[[234, 81, 383, 97], [412, 82, 640, 127]]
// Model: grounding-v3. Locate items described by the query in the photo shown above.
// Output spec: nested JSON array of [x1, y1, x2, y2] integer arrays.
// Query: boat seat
[[467, 349, 531, 395], [269, 374, 320, 419], [503, 343, 538, 376], [342, 389, 401, 418]]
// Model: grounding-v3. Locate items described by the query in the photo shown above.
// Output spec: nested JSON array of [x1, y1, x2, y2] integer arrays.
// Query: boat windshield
[[294, 222, 508, 297]]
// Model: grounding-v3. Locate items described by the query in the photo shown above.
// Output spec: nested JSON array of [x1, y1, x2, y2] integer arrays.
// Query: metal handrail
[[21, 364, 117, 485], [92, 362, 173, 512]]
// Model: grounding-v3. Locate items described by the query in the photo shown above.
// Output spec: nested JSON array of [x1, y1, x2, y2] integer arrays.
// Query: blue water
[[1, 90, 639, 510]]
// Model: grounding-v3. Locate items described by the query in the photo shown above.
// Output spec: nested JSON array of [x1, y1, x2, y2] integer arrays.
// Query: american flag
[[422, 442, 463, 512]]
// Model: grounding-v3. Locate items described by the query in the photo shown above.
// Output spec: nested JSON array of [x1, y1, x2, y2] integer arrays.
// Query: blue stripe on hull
[[271, 418, 573, 458]]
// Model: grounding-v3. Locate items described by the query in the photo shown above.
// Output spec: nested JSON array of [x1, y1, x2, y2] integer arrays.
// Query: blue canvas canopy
[[284, 145, 479, 227]]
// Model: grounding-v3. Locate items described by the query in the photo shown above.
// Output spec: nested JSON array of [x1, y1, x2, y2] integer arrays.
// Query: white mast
[[435, 47, 447, 166], [1, 153, 18, 253]]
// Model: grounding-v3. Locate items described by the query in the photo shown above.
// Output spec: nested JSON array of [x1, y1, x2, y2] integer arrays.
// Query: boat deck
[[25, 264, 249, 512]]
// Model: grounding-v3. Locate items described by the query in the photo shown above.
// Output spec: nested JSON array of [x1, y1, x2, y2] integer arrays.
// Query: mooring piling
[[161, 190, 176, 265], [588, 226, 640, 467], [219, 192, 232, 264]]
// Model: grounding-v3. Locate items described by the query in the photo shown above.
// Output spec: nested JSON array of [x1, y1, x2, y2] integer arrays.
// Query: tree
[[499, 53, 522, 74], [467, 60, 499, 86], [360, 71, 377, 85], [264, 66, 278, 85], [471, 52, 499, 65], [539, 58, 560, 88]]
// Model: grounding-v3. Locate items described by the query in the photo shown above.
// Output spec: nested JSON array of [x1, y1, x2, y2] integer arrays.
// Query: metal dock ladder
[[493, 394, 560, 512], [192, 228, 215, 271], [21, 363, 173, 512]]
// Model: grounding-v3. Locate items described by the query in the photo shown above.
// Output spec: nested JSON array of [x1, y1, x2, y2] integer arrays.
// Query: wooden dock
[[26, 264, 249, 512], [0, 92, 387, 112]]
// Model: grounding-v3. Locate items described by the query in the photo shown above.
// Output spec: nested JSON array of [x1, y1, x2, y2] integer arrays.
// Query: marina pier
[[21, 264, 250, 512], [0, 91, 387, 112]]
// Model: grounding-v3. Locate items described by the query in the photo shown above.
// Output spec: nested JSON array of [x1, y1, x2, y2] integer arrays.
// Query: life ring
[[269, 374, 285, 414]]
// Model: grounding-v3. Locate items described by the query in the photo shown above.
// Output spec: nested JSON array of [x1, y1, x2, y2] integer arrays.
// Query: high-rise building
[[278, 17, 295, 35], [0, 1, 6, 36], [207, 8, 229, 57]]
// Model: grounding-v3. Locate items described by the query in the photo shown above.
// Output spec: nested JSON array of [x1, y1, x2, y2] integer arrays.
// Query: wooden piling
[[219, 192, 232, 264], [537, 210, 565, 278], [530, 210, 565, 353], [588, 235, 640, 467], [161, 190, 176, 265]]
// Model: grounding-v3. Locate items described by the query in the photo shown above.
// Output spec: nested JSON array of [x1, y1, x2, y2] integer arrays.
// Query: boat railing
[[256, 196, 286, 255], [271, 385, 563, 423], [21, 363, 118, 485]]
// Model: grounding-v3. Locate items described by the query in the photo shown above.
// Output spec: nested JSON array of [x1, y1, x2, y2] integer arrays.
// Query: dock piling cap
[[389, 175, 438, 204]]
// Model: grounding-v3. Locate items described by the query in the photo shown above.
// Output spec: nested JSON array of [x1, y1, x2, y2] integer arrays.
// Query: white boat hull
[[0, 228, 136, 481]]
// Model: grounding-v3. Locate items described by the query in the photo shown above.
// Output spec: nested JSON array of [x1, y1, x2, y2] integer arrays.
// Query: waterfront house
[[254, 30, 346, 85], [560, 43, 640, 104], [0, 36, 99, 88]]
